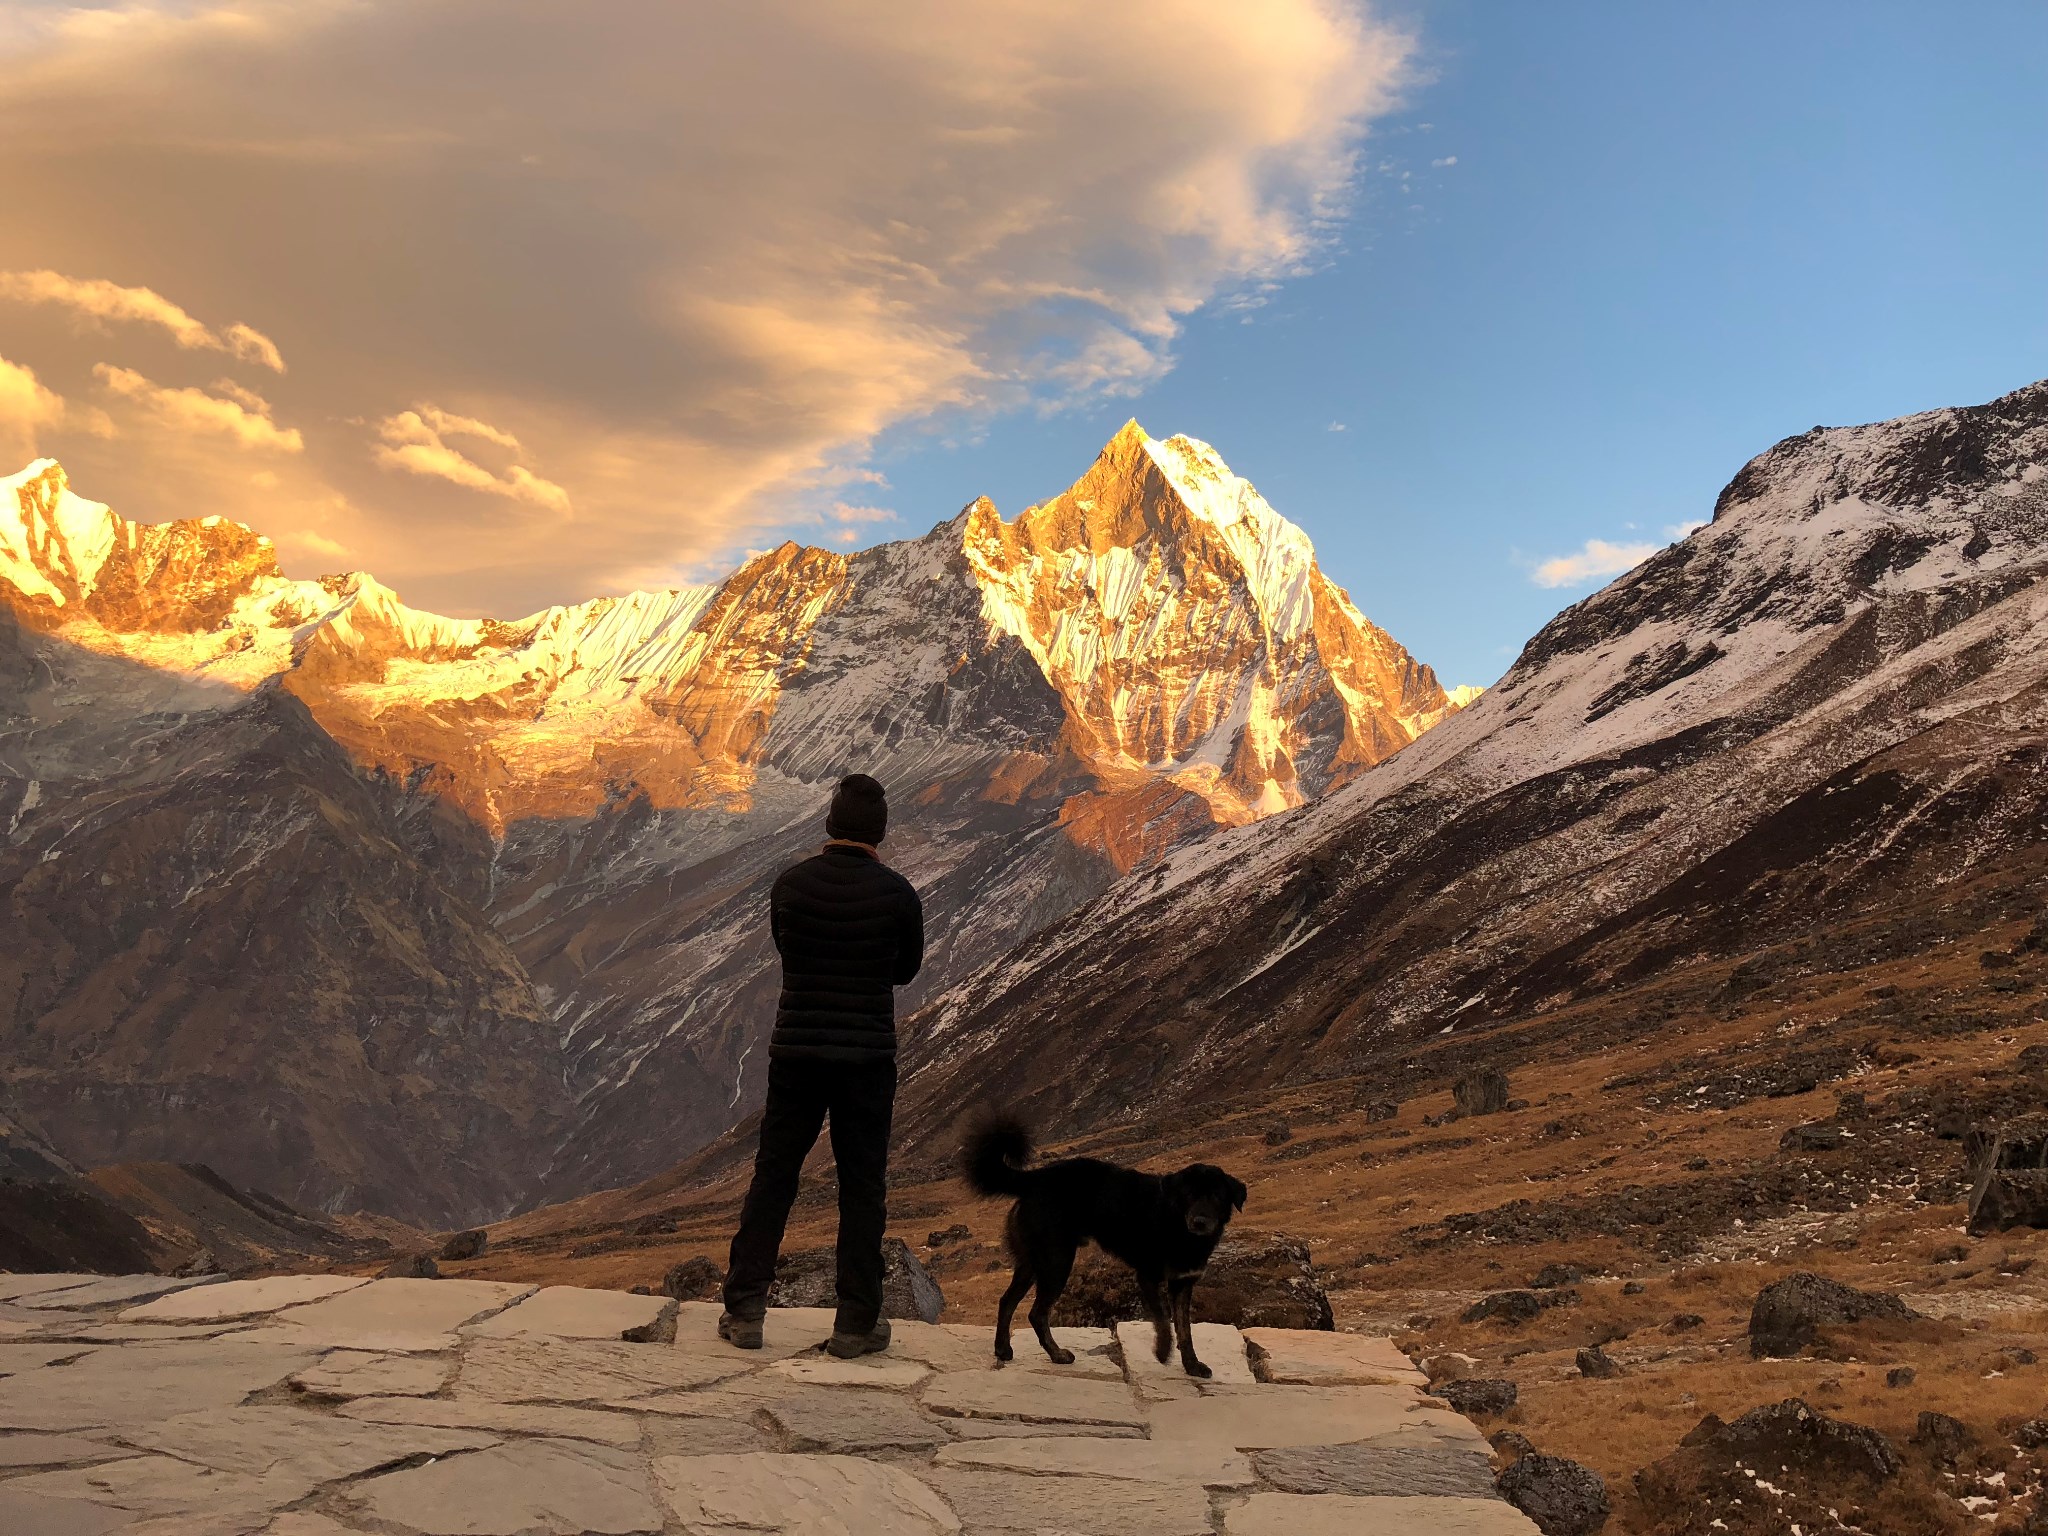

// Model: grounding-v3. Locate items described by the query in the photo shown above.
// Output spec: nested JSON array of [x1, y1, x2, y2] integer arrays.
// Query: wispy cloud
[[1326, 421, 1347, 432], [93, 365, 301, 452], [374, 407, 571, 516], [1530, 521, 1708, 589], [1, 270, 285, 372]]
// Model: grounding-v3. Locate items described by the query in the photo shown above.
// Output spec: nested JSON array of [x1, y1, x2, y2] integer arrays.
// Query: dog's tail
[[961, 1114, 1034, 1197]]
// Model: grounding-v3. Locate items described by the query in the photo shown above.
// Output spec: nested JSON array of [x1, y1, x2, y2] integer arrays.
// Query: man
[[720, 773, 924, 1358]]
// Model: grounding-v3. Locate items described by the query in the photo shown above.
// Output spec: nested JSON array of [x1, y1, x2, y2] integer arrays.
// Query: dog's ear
[[1226, 1176, 1248, 1213]]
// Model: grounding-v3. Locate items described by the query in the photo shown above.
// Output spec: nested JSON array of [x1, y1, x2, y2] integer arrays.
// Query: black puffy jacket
[[768, 844, 924, 1062]]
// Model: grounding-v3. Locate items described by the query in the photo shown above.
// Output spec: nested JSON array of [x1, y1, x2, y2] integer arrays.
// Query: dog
[[961, 1115, 1247, 1377]]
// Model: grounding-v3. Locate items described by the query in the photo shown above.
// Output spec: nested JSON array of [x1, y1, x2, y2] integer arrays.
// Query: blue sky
[[865, 1, 2048, 687]]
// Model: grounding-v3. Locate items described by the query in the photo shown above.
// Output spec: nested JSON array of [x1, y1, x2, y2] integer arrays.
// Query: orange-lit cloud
[[0, 270, 285, 372], [0, 0, 1412, 617], [94, 366, 302, 453]]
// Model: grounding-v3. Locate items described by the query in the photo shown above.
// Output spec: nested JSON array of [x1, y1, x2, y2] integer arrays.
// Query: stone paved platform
[[0, 1272, 1537, 1534]]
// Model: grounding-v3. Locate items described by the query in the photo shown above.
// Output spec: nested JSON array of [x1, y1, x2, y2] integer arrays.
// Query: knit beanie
[[825, 773, 888, 846]]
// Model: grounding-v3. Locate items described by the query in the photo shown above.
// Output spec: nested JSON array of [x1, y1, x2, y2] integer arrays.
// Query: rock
[[343, 1396, 645, 1449], [1253, 1443, 1496, 1498], [632, 1214, 678, 1236], [291, 1349, 452, 1399], [440, 1228, 488, 1261], [1716, 1398, 1901, 1479], [1147, 1385, 1479, 1452], [1490, 1429, 1536, 1462], [0, 1338, 321, 1432], [1621, 1281, 1646, 1296], [1635, 1400, 1901, 1535], [620, 1299, 678, 1343], [1263, 1123, 1293, 1146], [1967, 1119, 2048, 1235], [925, 1223, 970, 1248], [351, 1438, 661, 1535], [765, 1353, 932, 1389], [120, 1274, 370, 1323], [174, 1249, 220, 1278], [2014, 1418, 2048, 1449], [1241, 1328, 1425, 1387], [1886, 1366, 1916, 1388], [1116, 1320, 1254, 1385], [655, 1452, 958, 1535], [923, 1464, 1207, 1535], [1497, 1454, 1610, 1536], [1225, 1492, 1542, 1536], [1453, 1069, 1511, 1118], [1780, 1122, 1846, 1152], [1530, 1264, 1582, 1289], [924, 1371, 1144, 1427], [1058, 1236, 1334, 1331], [769, 1236, 945, 1322], [262, 1276, 534, 1350], [1364, 1101, 1399, 1123], [755, 1387, 950, 1451], [1435, 1378, 1518, 1417], [661, 1255, 723, 1302], [382, 1253, 440, 1279], [1912, 1409, 1972, 1464], [469, 1285, 671, 1340], [458, 1335, 745, 1404], [1575, 1345, 1619, 1379], [1747, 1272, 1911, 1358], [939, 1436, 1254, 1487], [1665, 1313, 1703, 1333], [1462, 1290, 1546, 1324]]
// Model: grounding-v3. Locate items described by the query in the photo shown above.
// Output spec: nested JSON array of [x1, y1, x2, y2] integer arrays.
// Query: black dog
[[962, 1116, 1247, 1377]]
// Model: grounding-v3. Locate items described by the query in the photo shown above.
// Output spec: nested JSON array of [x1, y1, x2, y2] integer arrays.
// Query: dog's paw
[[1183, 1359, 1213, 1380], [993, 1341, 1013, 1362], [1153, 1336, 1172, 1364], [1048, 1347, 1075, 1365]]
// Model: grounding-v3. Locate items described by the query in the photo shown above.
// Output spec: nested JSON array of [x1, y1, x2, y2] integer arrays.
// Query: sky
[[0, 2, 2042, 688]]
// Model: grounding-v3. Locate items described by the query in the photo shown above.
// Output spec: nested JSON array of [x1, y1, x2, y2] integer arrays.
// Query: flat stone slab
[[656, 1451, 959, 1534], [888, 1321, 996, 1372], [0, 1433, 130, 1468], [16, 1275, 220, 1312], [0, 1343, 96, 1374], [342, 1394, 646, 1448], [0, 1483, 137, 1534], [290, 1350, 453, 1399], [1253, 1443, 1501, 1497], [120, 1405, 496, 1497], [1243, 1328, 1427, 1387], [271, 1277, 532, 1349], [349, 1438, 663, 1534], [0, 1275, 104, 1303], [923, 1370, 1144, 1426], [1116, 1321, 1254, 1385], [466, 1285, 669, 1340], [757, 1386, 949, 1451], [673, 1301, 838, 1362], [6, 1452, 285, 1522], [919, 1465, 1214, 1536], [120, 1275, 369, 1324], [941, 1418, 1146, 1440], [0, 1339, 319, 1431], [457, 1336, 748, 1404], [1147, 1384, 1485, 1451], [1226, 1492, 1542, 1535], [765, 1352, 931, 1388], [936, 1434, 1255, 1487]]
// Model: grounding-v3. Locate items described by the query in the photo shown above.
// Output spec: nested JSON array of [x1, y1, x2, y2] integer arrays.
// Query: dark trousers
[[723, 1054, 896, 1333]]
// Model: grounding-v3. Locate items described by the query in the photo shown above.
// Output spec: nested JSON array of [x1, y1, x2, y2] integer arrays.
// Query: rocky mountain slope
[[0, 425, 1459, 1221], [892, 378, 2048, 1152]]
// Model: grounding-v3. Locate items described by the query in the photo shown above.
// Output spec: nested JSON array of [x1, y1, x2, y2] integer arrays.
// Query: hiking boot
[[825, 1317, 892, 1359], [717, 1311, 763, 1350]]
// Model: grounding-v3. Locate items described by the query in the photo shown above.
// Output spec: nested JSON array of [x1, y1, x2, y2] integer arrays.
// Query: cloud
[[0, 353, 73, 460], [1431, 155, 1457, 168], [0, 270, 285, 372], [0, 0, 1413, 616], [94, 365, 303, 452], [1530, 537, 1661, 589], [374, 407, 572, 516], [1326, 421, 1347, 432], [819, 501, 899, 546]]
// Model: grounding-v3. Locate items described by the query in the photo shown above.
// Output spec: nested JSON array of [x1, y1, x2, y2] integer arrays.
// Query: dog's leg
[[1169, 1277, 1210, 1379], [1026, 1243, 1076, 1364], [994, 1263, 1034, 1363], [1137, 1270, 1172, 1364]]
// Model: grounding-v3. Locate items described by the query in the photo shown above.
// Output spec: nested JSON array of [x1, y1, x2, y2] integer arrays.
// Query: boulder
[[1453, 1069, 1511, 1118], [1748, 1272, 1911, 1358], [1434, 1378, 1518, 1417], [1463, 1291, 1543, 1325], [924, 1223, 969, 1249], [1575, 1345, 1619, 1379], [1497, 1453, 1610, 1536], [1716, 1399, 1900, 1479], [382, 1253, 440, 1279], [1911, 1410, 1971, 1465], [1636, 1400, 1902, 1535], [1490, 1429, 1536, 1462], [1779, 1122, 1846, 1152], [1886, 1366, 1915, 1388], [2014, 1418, 2048, 1449], [661, 1256, 724, 1302], [1530, 1264, 1583, 1290], [1967, 1119, 2048, 1235], [439, 1229, 487, 1262], [1055, 1235, 1334, 1330], [769, 1237, 945, 1321]]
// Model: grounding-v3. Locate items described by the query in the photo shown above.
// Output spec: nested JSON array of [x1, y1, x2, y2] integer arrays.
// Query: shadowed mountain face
[[892, 380, 2048, 1155], [0, 425, 1457, 1222]]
